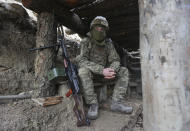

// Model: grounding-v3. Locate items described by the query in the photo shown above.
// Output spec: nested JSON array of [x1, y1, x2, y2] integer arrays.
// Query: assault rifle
[[29, 26, 90, 127]]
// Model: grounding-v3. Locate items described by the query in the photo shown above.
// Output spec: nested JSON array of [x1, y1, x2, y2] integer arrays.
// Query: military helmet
[[90, 16, 109, 30]]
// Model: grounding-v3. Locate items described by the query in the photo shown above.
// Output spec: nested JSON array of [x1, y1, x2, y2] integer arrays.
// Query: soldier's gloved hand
[[103, 68, 116, 79]]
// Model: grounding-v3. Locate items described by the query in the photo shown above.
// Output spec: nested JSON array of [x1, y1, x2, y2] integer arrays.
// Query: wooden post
[[139, 1, 190, 131], [34, 12, 57, 97]]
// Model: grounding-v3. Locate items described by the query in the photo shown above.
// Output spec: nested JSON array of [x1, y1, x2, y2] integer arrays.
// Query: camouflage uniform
[[77, 37, 129, 104]]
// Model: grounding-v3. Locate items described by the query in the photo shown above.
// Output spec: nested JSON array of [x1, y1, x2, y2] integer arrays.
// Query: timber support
[[34, 12, 57, 97], [139, 1, 190, 131]]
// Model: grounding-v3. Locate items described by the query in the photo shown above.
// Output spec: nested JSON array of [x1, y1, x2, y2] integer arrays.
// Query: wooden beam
[[53, 2, 88, 35], [22, 0, 52, 13], [140, 0, 190, 130], [55, 0, 95, 8], [22, 0, 88, 36], [74, 0, 138, 18], [22, 0, 87, 11]]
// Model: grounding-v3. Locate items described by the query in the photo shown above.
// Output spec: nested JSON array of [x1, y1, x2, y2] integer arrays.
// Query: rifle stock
[[73, 94, 90, 126]]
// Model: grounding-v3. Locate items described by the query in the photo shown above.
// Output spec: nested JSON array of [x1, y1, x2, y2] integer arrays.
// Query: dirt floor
[[0, 97, 142, 131]]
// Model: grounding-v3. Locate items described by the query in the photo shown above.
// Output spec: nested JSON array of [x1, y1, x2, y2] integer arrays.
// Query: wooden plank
[[32, 96, 63, 107]]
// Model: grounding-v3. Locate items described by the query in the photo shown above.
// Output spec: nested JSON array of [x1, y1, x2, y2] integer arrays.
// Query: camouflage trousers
[[78, 67, 129, 104]]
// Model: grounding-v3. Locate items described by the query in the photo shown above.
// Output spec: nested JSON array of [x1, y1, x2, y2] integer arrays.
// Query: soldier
[[76, 16, 133, 120]]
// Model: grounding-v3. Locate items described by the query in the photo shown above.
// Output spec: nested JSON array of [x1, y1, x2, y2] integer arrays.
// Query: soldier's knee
[[78, 67, 91, 77]]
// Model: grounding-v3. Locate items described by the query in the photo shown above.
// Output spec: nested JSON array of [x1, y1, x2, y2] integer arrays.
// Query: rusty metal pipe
[[0, 94, 31, 100]]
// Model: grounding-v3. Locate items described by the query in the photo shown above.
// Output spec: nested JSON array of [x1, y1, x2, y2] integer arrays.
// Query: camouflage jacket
[[76, 37, 120, 75]]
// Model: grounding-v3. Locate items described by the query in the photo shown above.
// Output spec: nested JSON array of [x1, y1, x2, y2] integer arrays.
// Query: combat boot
[[110, 101, 133, 114], [87, 103, 99, 120]]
